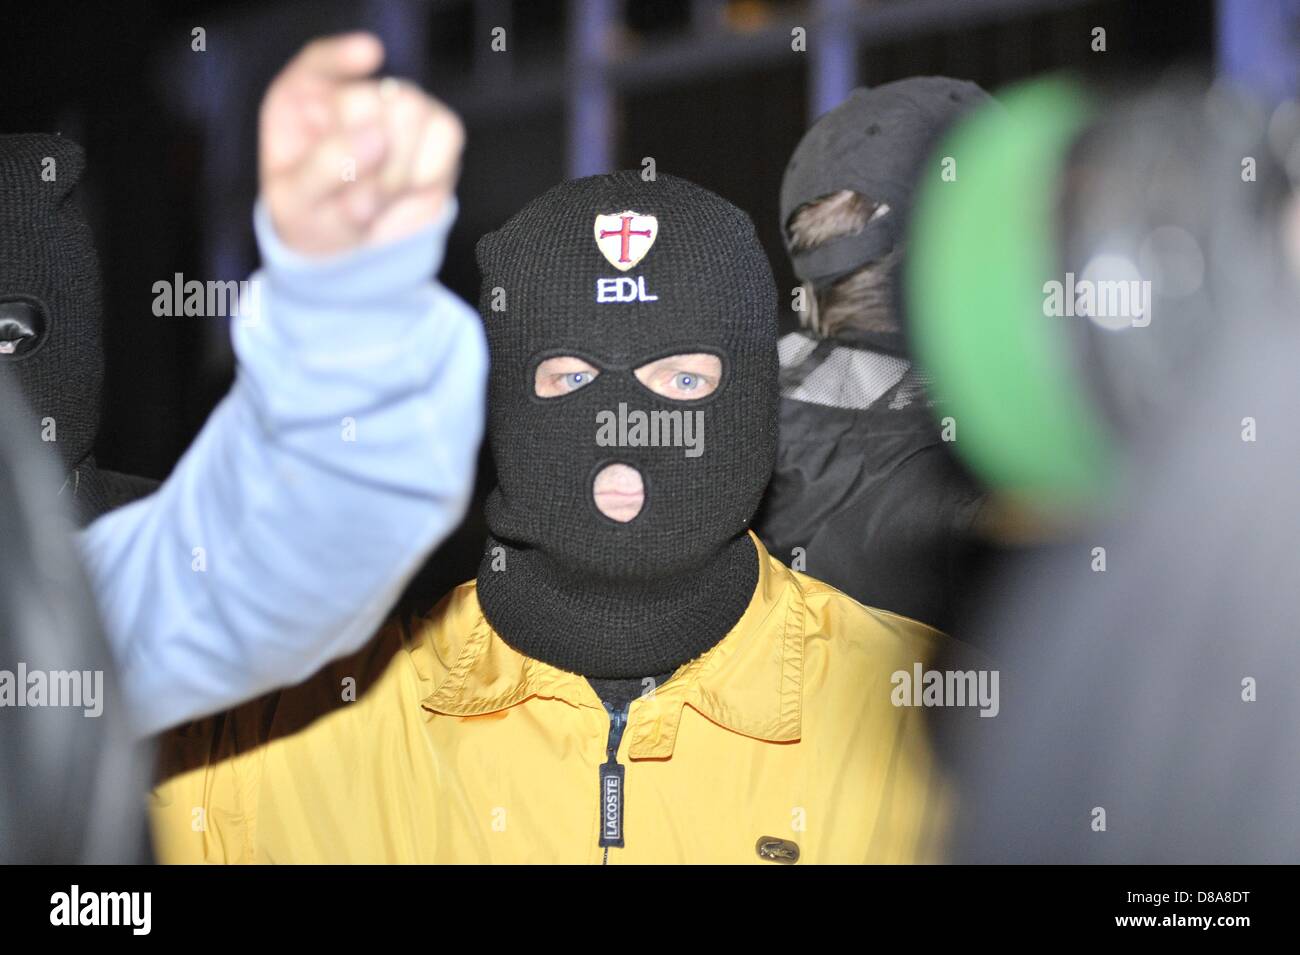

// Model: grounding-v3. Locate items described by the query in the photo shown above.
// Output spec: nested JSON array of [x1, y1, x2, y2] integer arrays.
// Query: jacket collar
[[421, 532, 805, 759]]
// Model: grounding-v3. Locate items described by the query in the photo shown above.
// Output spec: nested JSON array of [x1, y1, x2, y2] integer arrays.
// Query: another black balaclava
[[475, 171, 779, 679], [0, 134, 108, 524], [779, 76, 993, 353]]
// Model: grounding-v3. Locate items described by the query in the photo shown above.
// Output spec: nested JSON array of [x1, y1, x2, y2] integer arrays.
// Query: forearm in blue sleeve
[[78, 198, 487, 736]]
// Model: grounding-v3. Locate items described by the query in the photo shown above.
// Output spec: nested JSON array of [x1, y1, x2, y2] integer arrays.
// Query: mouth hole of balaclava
[[0, 297, 49, 359], [591, 461, 645, 523]]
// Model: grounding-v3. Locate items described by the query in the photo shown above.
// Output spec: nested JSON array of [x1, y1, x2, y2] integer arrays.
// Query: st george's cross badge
[[593, 211, 658, 271]]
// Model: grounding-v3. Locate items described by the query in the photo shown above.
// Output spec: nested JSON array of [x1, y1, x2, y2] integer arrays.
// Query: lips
[[592, 463, 645, 522]]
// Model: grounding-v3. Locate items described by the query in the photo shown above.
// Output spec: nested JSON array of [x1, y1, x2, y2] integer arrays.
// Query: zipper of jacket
[[599, 699, 630, 865]]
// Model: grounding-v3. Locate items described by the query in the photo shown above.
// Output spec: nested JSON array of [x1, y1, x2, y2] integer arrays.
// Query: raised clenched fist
[[259, 32, 465, 257]]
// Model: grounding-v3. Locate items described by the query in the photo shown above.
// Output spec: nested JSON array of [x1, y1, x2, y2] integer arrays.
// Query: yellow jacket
[[150, 534, 959, 864]]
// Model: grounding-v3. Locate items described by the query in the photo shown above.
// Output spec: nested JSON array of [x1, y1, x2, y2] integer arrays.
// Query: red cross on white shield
[[594, 211, 659, 271]]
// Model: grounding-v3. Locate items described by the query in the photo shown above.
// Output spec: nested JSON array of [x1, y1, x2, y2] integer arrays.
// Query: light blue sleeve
[[78, 197, 487, 737]]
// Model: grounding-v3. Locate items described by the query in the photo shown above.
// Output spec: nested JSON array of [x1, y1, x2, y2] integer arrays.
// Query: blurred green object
[[906, 76, 1113, 507]]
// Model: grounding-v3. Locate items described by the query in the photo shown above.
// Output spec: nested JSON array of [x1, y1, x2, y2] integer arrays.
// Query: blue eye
[[564, 372, 591, 390], [673, 373, 697, 391]]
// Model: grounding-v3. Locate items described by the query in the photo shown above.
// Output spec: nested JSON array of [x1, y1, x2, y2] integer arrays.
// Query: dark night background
[[1, 0, 1215, 602]]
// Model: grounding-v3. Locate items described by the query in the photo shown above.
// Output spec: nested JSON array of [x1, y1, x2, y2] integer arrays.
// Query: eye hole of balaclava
[[0, 297, 49, 359], [532, 352, 724, 402]]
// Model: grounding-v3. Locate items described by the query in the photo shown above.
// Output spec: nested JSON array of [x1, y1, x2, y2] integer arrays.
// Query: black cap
[[780, 77, 995, 290]]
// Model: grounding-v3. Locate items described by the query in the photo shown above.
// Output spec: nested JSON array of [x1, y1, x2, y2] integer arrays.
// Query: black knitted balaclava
[[475, 171, 779, 679], [0, 134, 108, 524]]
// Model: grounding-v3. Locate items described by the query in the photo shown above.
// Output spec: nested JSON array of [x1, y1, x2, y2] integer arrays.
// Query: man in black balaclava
[[753, 77, 994, 636], [0, 134, 158, 525], [474, 171, 778, 695], [150, 170, 964, 864]]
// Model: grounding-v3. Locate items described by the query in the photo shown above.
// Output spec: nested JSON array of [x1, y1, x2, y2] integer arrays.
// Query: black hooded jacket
[[753, 332, 984, 635]]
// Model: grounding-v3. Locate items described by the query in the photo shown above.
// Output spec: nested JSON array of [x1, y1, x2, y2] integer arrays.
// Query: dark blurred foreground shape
[[0, 376, 150, 863], [950, 325, 1300, 862], [909, 77, 1300, 862]]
